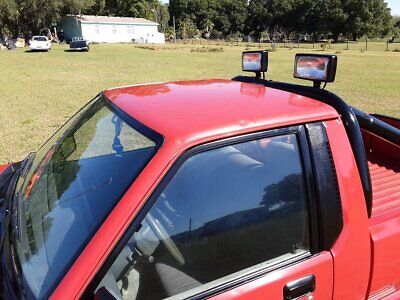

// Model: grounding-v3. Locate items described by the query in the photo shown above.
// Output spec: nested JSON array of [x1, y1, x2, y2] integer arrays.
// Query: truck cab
[[0, 52, 399, 300]]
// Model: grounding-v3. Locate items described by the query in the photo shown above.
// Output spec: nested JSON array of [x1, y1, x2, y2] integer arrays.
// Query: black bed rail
[[352, 108, 400, 146], [232, 75, 375, 217]]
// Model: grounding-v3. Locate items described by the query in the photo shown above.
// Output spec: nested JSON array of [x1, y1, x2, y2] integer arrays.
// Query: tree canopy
[[170, 0, 394, 41], [0, 0, 395, 41]]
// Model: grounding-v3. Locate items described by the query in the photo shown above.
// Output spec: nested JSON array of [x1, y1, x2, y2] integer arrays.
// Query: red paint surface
[[0, 164, 9, 174], [104, 80, 338, 150], [51, 80, 339, 299], [368, 154, 400, 216], [210, 252, 333, 300], [49, 81, 400, 299], [325, 119, 371, 299], [362, 122, 400, 296]]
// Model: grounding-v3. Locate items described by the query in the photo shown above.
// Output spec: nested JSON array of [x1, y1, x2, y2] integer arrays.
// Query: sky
[[161, 0, 400, 15], [387, 0, 400, 15]]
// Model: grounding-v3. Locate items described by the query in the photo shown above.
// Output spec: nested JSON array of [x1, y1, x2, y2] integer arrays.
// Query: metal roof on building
[[68, 15, 158, 25]]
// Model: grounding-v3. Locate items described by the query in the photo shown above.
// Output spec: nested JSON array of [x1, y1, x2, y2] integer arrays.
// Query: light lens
[[294, 56, 330, 81], [243, 52, 263, 72]]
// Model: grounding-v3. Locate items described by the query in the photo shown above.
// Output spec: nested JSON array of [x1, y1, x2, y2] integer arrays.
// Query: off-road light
[[242, 50, 268, 78], [294, 54, 337, 87]]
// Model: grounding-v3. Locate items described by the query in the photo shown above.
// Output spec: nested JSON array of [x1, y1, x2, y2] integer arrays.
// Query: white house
[[60, 15, 165, 44]]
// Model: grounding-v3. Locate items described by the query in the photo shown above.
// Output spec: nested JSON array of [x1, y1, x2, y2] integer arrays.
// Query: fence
[[168, 38, 400, 52]]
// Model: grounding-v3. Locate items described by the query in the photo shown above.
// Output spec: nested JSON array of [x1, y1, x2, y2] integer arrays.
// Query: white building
[[60, 15, 165, 44]]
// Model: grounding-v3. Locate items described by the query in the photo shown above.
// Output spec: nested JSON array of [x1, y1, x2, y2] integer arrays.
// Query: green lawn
[[0, 43, 399, 164]]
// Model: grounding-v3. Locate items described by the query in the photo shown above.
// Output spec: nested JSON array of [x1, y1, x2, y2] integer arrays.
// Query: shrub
[[208, 47, 224, 52], [135, 45, 156, 50], [191, 47, 224, 53]]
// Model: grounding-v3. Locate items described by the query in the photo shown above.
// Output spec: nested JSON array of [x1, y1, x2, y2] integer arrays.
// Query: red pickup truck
[[0, 52, 399, 300]]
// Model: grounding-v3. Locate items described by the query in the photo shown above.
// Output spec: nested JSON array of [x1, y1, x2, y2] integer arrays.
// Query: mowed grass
[[0, 43, 399, 164]]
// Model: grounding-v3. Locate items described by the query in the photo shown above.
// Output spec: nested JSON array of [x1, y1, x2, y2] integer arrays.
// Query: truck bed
[[368, 153, 400, 216], [361, 115, 400, 217]]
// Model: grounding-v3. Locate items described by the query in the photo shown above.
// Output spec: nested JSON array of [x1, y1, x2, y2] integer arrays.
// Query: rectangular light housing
[[294, 54, 337, 82], [242, 50, 268, 73]]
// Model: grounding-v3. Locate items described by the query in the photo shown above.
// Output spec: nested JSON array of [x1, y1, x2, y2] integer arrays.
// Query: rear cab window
[[95, 129, 314, 299], [32, 36, 47, 42]]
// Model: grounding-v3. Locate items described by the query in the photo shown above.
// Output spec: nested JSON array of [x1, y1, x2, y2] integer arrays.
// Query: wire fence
[[169, 38, 400, 52]]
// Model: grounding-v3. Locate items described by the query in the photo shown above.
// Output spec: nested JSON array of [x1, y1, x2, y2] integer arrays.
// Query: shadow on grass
[[25, 49, 50, 53], [64, 49, 89, 53]]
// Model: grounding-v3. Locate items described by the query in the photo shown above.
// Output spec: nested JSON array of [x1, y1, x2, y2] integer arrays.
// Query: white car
[[29, 36, 51, 51]]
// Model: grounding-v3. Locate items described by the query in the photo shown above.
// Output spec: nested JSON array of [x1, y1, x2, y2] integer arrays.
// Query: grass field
[[0, 43, 399, 164]]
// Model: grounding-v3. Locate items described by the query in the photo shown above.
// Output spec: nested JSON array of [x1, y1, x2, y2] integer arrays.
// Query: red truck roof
[[104, 79, 338, 146]]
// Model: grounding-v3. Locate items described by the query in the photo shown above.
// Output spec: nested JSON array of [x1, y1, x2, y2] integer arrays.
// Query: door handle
[[283, 274, 315, 300]]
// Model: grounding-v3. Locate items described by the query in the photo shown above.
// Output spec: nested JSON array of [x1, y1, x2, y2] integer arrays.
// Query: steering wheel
[[145, 213, 185, 266]]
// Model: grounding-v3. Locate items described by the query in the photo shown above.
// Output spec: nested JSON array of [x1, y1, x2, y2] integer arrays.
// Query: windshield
[[33, 36, 47, 42], [13, 95, 160, 299]]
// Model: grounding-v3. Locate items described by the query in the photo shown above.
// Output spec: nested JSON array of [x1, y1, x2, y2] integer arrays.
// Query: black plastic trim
[[306, 123, 343, 249], [283, 274, 315, 300], [83, 125, 320, 299], [101, 93, 164, 148], [232, 75, 373, 217]]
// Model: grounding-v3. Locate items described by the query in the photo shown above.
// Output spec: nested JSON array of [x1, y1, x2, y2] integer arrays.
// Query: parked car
[[69, 37, 90, 51], [0, 52, 399, 300], [29, 36, 51, 51]]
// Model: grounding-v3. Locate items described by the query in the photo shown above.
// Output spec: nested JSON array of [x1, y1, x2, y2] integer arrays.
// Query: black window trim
[[101, 93, 164, 148], [82, 125, 320, 300]]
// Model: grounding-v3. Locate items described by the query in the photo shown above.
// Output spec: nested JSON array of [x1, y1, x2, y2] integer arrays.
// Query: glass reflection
[[15, 97, 158, 298], [104, 134, 310, 299]]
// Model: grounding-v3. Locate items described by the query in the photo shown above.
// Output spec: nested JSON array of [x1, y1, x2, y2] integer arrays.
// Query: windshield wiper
[[0, 152, 35, 251], [20, 152, 36, 180], [0, 163, 27, 296]]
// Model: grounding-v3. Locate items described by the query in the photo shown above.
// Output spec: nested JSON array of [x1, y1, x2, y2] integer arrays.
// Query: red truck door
[[86, 125, 335, 299]]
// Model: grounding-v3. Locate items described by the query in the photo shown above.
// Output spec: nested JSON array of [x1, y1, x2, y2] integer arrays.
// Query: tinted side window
[[97, 134, 310, 299]]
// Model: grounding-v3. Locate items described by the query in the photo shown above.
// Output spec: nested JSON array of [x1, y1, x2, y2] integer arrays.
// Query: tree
[[214, 0, 247, 37], [246, 0, 293, 39], [178, 18, 199, 39], [14, 0, 63, 35], [60, 0, 95, 15], [169, 0, 218, 34], [323, 0, 392, 41], [0, 0, 17, 36]]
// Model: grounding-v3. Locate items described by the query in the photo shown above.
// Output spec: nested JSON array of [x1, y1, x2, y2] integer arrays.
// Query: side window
[[96, 134, 310, 299]]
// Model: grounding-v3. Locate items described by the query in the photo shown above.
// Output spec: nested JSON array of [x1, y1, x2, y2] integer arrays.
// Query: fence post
[[387, 40, 389, 51], [365, 38, 368, 51], [346, 40, 349, 50]]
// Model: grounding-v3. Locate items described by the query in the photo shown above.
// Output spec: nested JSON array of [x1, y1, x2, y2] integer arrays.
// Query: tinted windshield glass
[[14, 96, 160, 298], [33, 37, 47, 42]]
